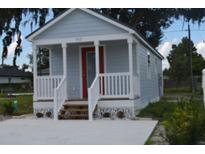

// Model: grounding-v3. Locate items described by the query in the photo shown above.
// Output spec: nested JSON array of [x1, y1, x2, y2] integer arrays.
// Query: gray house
[[26, 8, 163, 120]]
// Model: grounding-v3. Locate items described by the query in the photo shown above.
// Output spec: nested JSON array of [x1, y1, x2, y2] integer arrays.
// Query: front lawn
[[0, 95, 33, 116]]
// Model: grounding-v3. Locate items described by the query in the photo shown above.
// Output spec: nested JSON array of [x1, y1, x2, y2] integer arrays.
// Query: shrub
[[3, 101, 15, 115], [163, 101, 205, 144], [117, 111, 124, 119], [103, 112, 111, 118], [138, 101, 177, 120], [36, 112, 44, 118], [45, 112, 52, 118]]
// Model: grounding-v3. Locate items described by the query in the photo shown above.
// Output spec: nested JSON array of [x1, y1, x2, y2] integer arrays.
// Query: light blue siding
[[138, 44, 162, 106], [104, 40, 129, 73], [66, 44, 81, 99], [34, 9, 127, 40], [50, 40, 163, 104], [51, 45, 63, 75]]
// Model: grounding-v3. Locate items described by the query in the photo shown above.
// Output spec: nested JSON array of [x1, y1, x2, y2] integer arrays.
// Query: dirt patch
[[147, 122, 169, 145]]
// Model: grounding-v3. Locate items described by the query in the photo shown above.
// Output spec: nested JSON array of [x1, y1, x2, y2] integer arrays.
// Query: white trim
[[79, 46, 83, 99], [79, 43, 106, 99], [132, 35, 163, 60], [81, 9, 135, 34], [136, 43, 141, 97], [33, 33, 130, 46], [104, 45, 107, 73], [94, 40, 100, 75], [32, 45, 37, 101], [62, 43, 68, 99], [27, 8, 76, 41], [27, 8, 134, 41], [48, 48, 52, 76], [27, 8, 163, 60], [127, 38, 134, 99]]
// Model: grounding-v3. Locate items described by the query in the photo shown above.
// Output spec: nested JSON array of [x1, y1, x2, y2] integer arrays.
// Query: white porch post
[[94, 40, 100, 76], [128, 38, 134, 99], [62, 43, 68, 98], [32, 45, 38, 101]]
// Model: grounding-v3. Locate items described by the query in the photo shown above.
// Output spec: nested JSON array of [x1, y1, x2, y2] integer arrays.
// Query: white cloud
[[7, 34, 23, 57], [157, 39, 178, 70], [196, 41, 205, 58], [7, 42, 17, 56], [157, 39, 205, 71]]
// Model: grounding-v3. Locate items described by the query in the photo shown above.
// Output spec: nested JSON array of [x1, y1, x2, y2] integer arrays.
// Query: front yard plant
[[163, 101, 205, 144], [0, 95, 33, 116], [138, 100, 177, 120], [2, 101, 15, 115], [139, 96, 205, 145]]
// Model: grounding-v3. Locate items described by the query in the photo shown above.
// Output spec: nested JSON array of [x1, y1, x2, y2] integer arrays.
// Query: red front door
[[82, 46, 104, 98]]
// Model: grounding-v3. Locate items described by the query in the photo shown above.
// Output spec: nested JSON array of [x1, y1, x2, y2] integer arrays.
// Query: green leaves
[[167, 37, 205, 84]]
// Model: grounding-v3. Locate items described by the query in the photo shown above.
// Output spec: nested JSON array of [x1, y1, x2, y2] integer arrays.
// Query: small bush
[[3, 101, 15, 115], [117, 111, 124, 119], [163, 101, 205, 144], [103, 112, 111, 118], [45, 112, 52, 118], [138, 101, 177, 120], [36, 112, 44, 118]]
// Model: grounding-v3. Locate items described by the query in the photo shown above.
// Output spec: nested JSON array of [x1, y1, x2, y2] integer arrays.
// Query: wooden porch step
[[60, 108, 88, 112], [59, 114, 88, 120], [58, 100, 89, 120]]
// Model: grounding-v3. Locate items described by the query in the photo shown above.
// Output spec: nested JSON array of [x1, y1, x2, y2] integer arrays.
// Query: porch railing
[[99, 72, 130, 98], [88, 75, 100, 121], [36, 75, 63, 100], [54, 77, 66, 120]]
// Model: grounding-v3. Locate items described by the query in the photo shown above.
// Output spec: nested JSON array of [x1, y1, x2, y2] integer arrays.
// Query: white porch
[[32, 34, 141, 120]]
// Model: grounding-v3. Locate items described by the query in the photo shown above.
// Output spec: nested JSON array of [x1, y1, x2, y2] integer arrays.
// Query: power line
[[163, 29, 205, 33]]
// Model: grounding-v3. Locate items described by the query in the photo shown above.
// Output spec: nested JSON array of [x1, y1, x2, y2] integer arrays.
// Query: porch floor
[[0, 119, 157, 145], [65, 100, 88, 105]]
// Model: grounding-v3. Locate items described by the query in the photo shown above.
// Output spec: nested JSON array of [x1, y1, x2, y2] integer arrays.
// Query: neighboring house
[[26, 8, 163, 120], [0, 67, 32, 84]]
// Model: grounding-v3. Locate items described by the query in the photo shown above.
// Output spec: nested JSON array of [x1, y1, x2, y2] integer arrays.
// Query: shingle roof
[[0, 67, 32, 77]]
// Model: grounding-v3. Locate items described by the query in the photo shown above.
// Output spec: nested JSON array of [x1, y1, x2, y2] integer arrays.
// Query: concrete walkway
[[0, 119, 157, 145]]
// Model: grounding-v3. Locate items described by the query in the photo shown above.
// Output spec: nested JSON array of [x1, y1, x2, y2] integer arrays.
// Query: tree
[[21, 64, 29, 71], [167, 37, 205, 84], [1, 8, 205, 66]]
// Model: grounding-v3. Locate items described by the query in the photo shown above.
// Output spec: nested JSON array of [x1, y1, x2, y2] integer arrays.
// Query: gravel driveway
[[0, 119, 157, 145]]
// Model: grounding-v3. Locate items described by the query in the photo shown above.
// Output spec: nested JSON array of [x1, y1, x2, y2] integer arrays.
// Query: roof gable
[[27, 9, 134, 41], [26, 8, 164, 60]]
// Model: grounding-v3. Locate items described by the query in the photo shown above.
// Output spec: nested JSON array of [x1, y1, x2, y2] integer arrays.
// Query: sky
[[158, 19, 205, 70], [0, 11, 205, 71]]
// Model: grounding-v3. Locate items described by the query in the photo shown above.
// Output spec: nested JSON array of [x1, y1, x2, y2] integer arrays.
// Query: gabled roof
[[26, 8, 163, 60]]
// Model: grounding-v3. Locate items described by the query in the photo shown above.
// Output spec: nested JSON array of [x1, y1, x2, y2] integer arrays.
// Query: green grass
[[138, 100, 177, 121], [164, 87, 192, 94], [0, 95, 33, 116]]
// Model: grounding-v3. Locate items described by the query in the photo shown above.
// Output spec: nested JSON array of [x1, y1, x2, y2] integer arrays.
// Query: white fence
[[54, 77, 67, 120], [88, 76, 100, 121], [36, 76, 63, 100], [99, 72, 130, 98]]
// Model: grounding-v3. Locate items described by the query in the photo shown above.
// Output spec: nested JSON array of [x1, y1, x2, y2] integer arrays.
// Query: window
[[147, 52, 151, 79], [37, 48, 50, 76]]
